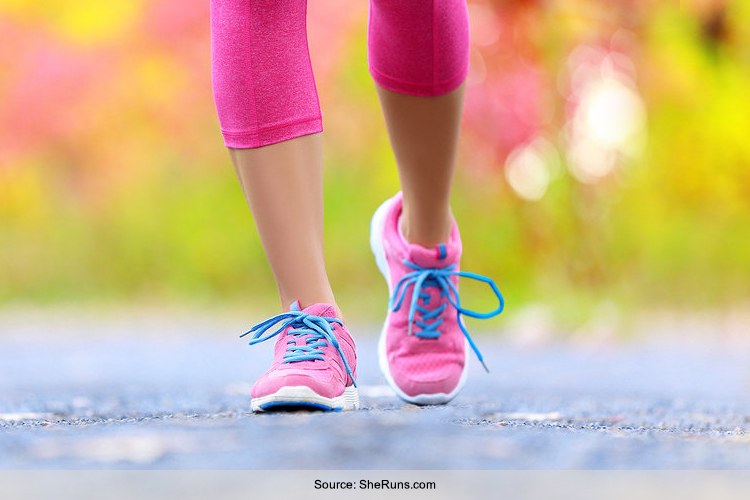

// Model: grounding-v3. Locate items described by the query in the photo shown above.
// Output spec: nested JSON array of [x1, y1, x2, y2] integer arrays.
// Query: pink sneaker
[[369, 192, 504, 405], [241, 301, 358, 412]]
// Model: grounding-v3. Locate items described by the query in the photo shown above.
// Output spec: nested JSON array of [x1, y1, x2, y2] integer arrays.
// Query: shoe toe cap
[[388, 355, 465, 398]]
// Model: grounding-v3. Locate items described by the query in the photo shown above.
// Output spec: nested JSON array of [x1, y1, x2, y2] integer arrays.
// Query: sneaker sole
[[251, 385, 359, 413], [369, 196, 469, 406]]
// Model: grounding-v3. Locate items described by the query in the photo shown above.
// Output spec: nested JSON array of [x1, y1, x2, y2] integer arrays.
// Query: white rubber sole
[[369, 196, 469, 406], [251, 385, 359, 413]]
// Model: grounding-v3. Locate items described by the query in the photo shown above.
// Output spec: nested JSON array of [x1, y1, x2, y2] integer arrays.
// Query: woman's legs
[[211, 0, 336, 313], [368, 0, 470, 247], [229, 136, 337, 313], [211, 0, 470, 312], [374, 84, 465, 248]]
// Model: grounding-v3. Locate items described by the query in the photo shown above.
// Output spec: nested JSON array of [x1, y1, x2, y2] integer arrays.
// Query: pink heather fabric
[[379, 192, 466, 397], [251, 303, 358, 400], [367, 0, 470, 97], [210, 0, 322, 149], [210, 0, 470, 149]]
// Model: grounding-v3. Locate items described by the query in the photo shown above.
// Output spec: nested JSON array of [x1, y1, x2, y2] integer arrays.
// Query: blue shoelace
[[389, 259, 505, 372], [240, 307, 357, 387]]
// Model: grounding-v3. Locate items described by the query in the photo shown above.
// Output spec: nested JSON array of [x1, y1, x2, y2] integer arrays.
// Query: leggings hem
[[222, 116, 323, 149], [368, 63, 468, 97]]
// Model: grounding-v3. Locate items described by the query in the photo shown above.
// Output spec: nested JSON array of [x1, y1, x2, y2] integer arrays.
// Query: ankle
[[399, 209, 452, 248], [279, 293, 342, 319]]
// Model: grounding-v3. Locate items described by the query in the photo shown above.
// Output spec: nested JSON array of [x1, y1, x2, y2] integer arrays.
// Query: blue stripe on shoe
[[437, 243, 447, 259], [259, 401, 338, 412]]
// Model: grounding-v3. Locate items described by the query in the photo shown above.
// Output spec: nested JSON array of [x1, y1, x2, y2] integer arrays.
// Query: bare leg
[[228, 133, 338, 314], [375, 83, 466, 248]]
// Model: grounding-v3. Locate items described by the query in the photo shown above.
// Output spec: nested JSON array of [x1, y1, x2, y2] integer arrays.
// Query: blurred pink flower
[[140, 0, 206, 49], [0, 18, 114, 164], [465, 61, 545, 164]]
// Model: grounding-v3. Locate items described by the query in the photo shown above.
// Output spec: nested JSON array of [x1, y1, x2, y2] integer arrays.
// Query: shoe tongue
[[406, 241, 460, 269], [298, 303, 337, 318]]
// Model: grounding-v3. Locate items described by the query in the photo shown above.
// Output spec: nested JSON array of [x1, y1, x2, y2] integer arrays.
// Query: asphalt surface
[[2, 311, 750, 469]]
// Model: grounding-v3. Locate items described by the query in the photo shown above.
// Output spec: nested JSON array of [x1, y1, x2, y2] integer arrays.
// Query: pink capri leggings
[[210, 0, 470, 149]]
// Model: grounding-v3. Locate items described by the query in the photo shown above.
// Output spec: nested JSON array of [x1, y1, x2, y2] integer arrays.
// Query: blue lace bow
[[389, 259, 505, 372], [240, 305, 357, 387]]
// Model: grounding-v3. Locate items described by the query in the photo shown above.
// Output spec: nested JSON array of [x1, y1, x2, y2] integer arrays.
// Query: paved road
[[1, 312, 750, 468]]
